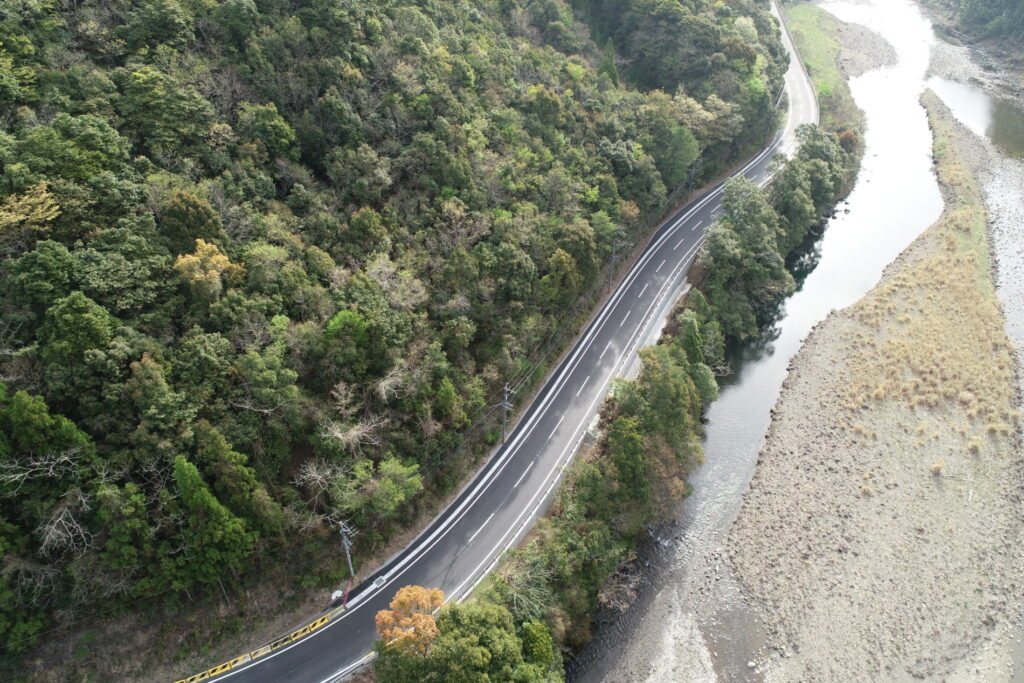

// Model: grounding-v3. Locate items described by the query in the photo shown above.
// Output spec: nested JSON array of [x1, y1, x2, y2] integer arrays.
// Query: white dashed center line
[[468, 513, 495, 543], [514, 461, 534, 488], [548, 416, 564, 440]]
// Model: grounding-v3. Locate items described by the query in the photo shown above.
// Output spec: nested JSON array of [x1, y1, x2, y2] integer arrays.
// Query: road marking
[[674, 237, 685, 250], [638, 282, 649, 298], [548, 416, 564, 440], [600, 340, 613, 359], [467, 513, 495, 544], [619, 310, 631, 327], [656, 259, 666, 273], [691, 220, 703, 232], [575, 375, 590, 397], [514, 461, 535, 488]]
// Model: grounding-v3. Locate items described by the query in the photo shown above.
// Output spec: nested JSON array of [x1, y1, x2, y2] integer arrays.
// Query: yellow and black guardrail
[[174, 605, 346, 682]]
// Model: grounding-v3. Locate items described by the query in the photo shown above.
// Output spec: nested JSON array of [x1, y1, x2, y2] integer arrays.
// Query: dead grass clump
[[838, 92, 1016, 459]]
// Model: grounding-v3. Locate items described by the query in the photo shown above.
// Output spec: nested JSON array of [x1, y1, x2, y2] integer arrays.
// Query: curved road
[[212, 5, 817, 682]]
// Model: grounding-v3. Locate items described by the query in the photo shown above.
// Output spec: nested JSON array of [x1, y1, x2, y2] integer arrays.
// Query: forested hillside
[[926, 0, 1024, 39], [0, 0, 788, 658]]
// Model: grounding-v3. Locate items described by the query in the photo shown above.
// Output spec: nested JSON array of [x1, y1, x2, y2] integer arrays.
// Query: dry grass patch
[[842, 91, 1019, 450]]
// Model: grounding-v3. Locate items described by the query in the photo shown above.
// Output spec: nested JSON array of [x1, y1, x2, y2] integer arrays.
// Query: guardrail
[[174, 610, 339, 683]]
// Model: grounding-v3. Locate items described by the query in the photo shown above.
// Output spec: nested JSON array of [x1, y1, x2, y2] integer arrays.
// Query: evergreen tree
[[171, 455, 256, 589]]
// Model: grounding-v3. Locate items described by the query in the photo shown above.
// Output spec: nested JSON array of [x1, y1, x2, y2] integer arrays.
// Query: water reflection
[[928, 75, 1024, 159]]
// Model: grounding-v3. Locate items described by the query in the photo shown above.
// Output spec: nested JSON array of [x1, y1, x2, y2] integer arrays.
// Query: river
[[568, 0, 995, 679]]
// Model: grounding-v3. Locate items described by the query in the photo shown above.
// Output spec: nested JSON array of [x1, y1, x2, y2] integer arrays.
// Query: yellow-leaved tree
[[173, 238, 244, 305], [374, 585, 444, 655], [0, 181, 60, 253]]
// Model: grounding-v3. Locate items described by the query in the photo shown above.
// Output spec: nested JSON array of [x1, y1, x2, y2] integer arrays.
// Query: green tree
[[117, 66, 213, 155], [606, 416, 648, 504], [11, 239, 77, 317], [327, 144, 392, 206], [75, 226, 174, 315], [38, 291, 115, 366], [237, 102, 297, 160], [337, 456, 422, 527], [193, 421, 284, 535], [699, 177, 794, 341], [520, 620, 555, 669], [435, 377, 466, 426], [0, 520, 48, 653], [624, 345, 702, 456], [116, 354, 196, 466], [172, 454, 256, 588], [538, 248, 582, 308], [158, 190, 226, 255], [429, 602, 535, 682], [688, 362, 718, 407], [95, 481, 156, 592], [598, 38, 619, 84], [1, 114, 131, 190], [677, 309, 705, 365], [120, 0, 195, 51], [769, 158, 817, 255]]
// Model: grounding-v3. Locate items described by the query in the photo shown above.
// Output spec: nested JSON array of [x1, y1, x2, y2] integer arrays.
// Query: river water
[[570, 0, 964, 679], [928, 75, 1024, 160]]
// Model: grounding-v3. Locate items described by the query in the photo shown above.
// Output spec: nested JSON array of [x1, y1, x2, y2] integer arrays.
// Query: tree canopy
[[0, 0, 792, 660]]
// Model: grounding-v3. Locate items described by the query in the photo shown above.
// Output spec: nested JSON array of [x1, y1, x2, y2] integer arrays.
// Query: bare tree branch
[[37, 488, 95, 561], [319, 414, 387, 454], [0, 448, 83, 496]]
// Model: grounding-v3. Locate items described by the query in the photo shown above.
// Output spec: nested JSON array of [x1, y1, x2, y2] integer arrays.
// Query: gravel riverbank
[[726, 93, 1024, 681], [836, 20, 896, 78]]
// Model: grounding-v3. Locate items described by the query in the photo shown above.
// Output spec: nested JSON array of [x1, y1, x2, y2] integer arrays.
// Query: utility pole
[[496, 383, 515, 443], [338, 521, 355, 579], [331, 521, 357, 609], [608, 226, 629, 292]]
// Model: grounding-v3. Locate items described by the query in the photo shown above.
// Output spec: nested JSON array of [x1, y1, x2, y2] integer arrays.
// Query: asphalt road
[[213, 5, 817, 682]]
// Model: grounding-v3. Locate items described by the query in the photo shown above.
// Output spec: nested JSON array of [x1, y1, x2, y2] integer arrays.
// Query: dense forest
[[926, 0, 1024, 38], [0, 0, 793, 660]]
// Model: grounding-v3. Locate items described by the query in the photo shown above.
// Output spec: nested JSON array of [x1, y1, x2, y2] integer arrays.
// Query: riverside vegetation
[[925, 0, 1024, 40], [0, 0, 806, 675]]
